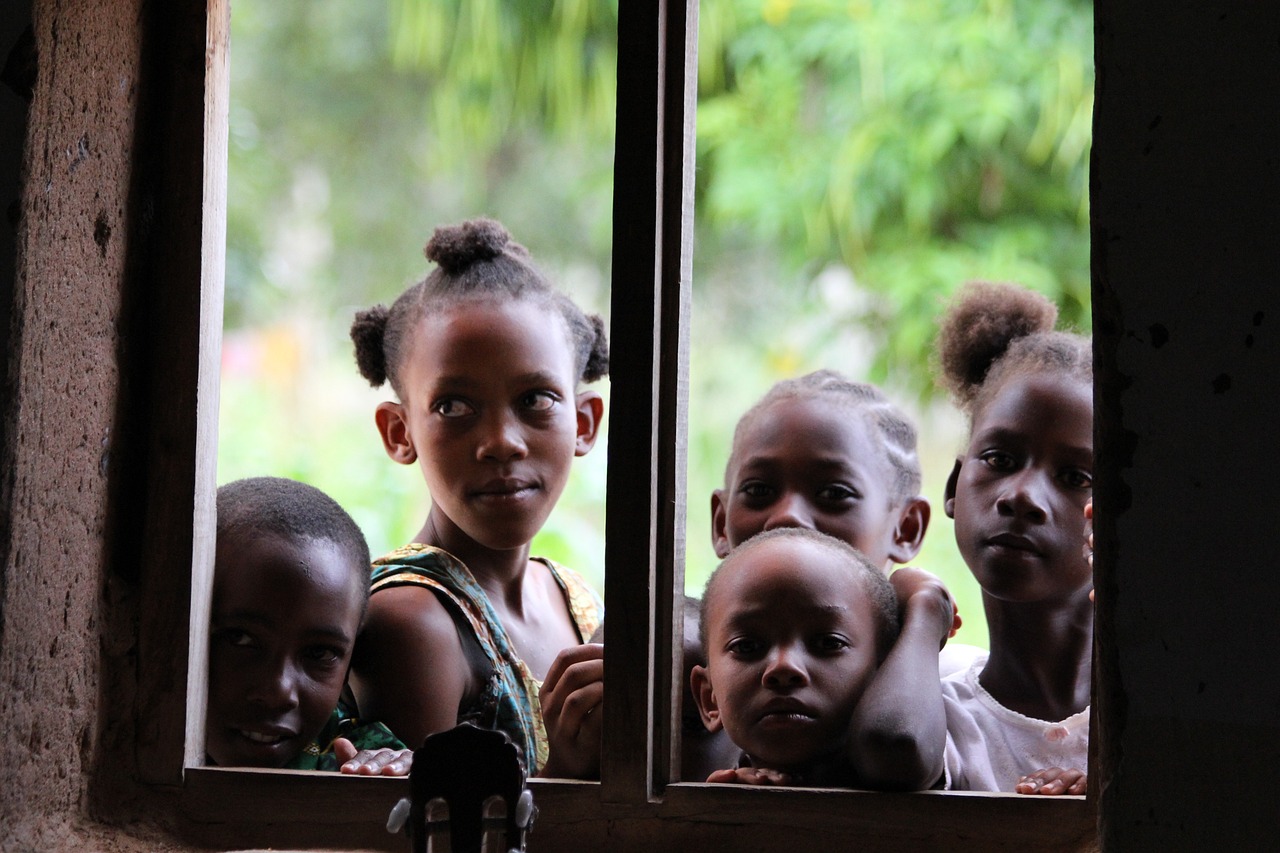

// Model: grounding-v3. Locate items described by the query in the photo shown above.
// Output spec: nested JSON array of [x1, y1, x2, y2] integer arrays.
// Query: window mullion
[[602, 0, 697, 804]]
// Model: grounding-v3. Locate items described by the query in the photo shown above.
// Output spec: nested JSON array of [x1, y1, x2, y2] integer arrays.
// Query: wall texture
[[0, 1, 189, 849]]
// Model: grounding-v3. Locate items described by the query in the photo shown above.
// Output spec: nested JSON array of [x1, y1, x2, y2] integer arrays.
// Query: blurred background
[[218, 0, 1093, 651]]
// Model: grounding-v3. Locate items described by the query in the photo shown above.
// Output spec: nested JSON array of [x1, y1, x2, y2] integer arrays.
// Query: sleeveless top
[[369, 544, 603, 774]]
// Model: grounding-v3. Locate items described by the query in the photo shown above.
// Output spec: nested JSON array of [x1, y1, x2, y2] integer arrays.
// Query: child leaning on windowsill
[[206, 477, 412, 775], [690, 527, 954, 790]]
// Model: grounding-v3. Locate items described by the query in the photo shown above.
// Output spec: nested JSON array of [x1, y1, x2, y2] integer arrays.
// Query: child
[[936, 281, 1093, 794], [348, 217, 606, 778], [690, 527, 951, 789], [711, 370, 930, 573], [207, 477, 411, 774], [683, 369, 972, 781]]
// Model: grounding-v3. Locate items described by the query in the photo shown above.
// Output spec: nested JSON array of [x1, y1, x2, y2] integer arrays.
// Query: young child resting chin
[[690, 528, 952, 789], [207, 477, 412, 775]]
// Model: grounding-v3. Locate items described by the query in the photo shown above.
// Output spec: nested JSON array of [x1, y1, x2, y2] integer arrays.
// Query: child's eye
[[813, 634, 850, 653], [738, 481, 774, 501], [817, 483, 857, 502], [215, 628, 257, 649], [521, 391, 558, 412], [432, 397, 475, 418], [726, 637, 764, 657], [1061, 468, 1093, 489], [303, 645, 345, 667], [979, 450, 1017, 471]]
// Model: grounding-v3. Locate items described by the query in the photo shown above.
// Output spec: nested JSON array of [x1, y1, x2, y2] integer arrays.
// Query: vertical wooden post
[[603, 0, 698, 803], [129, 0, 228, 784]]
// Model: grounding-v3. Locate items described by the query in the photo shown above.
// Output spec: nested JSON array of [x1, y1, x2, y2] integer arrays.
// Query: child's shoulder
[[533, 557, 603, 642]]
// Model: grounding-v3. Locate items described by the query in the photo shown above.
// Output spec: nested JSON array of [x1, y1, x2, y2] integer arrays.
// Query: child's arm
[[333, 737, 414, 776], [537, 643, 604, 778], [349, 586, 476, 750], [847, 568, 956, 790], [1016, 766, 1087, 796]]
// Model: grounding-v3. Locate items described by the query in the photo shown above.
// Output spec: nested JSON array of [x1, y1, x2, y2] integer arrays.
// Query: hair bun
[[937, 280, 1058, 404], [425, 217, 513, 274], [350, 304, 391, 387]]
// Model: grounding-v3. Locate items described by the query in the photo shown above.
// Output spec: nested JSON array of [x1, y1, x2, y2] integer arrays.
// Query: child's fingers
[[340, 747, 415, 776], [333, 737, 358, 765], [705, 767, 791, 786], [539, 657, 604, 719], [540, 643, 604, 695], [554, 679, 605, 734], [549, 657, 606, 700], [1016, 767, 1084, 796]]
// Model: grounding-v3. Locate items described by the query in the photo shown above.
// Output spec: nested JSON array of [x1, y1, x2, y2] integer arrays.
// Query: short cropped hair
[[699, 527, 900, 661], [215, 477, 371, 616]]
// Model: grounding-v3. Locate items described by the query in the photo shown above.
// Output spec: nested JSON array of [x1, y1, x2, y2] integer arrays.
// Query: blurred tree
[[694, 0, 1093, 394]]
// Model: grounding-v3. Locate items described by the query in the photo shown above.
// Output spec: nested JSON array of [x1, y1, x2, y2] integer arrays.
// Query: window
[[156, 0, 1097, 847]]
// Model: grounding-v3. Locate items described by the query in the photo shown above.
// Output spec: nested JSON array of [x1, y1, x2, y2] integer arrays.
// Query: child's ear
[[690, 664, 723, 733], [943, 459, 962, 519], [375, 402, 417, 465], [888, 496, 931, 564], [710, 489, 732, 558], [574, 390, 604, 456]]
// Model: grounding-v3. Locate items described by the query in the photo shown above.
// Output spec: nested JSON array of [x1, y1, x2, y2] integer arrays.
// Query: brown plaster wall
[[0, 1, 190, 849]]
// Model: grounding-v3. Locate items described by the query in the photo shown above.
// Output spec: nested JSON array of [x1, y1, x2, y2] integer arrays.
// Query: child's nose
[[996, 470, 1049, 523], [762, 645, 809, 688], [247, 661, 301, 712], [476, 410, 528, 461], [762, 493, 814, 532]]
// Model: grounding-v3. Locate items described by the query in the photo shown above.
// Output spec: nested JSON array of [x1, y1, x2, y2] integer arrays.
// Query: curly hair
[[350, 217, 609, 399], [727, 370, 923, 504], [936, 281, 1091, 426]]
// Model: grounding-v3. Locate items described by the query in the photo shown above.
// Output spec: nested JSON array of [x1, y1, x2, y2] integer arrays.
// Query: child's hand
[[334, 738, 414, 776], [1084, 499, 1094, 568], [1015, 766, 1086, 796], [706, 766, 793, 786], [890, 567, 961, 647], [537, 643, 604, 779]]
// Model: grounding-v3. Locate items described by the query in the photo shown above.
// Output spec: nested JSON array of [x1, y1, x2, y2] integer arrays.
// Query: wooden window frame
[[154, 1, 1099, 849]]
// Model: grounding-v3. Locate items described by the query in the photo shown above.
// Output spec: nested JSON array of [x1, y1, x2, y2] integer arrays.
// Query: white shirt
[[942, 655, 1089, 792]]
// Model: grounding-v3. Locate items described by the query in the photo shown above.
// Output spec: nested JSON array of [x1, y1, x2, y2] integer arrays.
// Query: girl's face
[[945, 372, 1093, 603], [380, 299, 600, 553], [207, 534, 363, 768], [691, 536, 881, 774], [713, 398, 914, 570]]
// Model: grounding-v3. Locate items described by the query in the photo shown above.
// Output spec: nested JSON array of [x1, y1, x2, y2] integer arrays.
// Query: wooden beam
[[603, 0, 698, 803]]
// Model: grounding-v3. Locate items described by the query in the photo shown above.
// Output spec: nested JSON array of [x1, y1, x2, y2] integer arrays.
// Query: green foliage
[[695, 0, 1093, 392]]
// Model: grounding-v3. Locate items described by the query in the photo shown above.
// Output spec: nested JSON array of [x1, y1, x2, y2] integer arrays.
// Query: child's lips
[[757, 698, 817, 724], [471, 477, 538, 501], [232, 722, 298, 747], [985, 532, 1043, 555]]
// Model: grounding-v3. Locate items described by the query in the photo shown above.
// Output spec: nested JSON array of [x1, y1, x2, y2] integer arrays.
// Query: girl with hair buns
[[347, 218, 607, 777], [937, 281, 1093, 794]]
